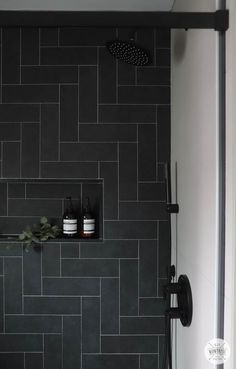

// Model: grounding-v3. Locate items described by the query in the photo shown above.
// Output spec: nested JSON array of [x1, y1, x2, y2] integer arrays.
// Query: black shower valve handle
[[164, 274, 193, 327], [165, 307, 183, 320], [164, 282, 183, 295]]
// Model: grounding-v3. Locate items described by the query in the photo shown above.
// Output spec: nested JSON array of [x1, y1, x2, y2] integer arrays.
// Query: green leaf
[[18, 233, 25, 241], [40, 236, 48, 242], [21, 216, 62, 249], [32, 235, 39, 243], [40, 217, 48, 225], [41, 223, 50, 231]]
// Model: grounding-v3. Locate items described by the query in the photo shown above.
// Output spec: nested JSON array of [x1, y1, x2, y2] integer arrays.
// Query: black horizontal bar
[[0, 10, 229, 31]]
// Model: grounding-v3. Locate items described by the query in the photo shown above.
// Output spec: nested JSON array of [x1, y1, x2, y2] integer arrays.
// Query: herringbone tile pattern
[[0, 27, 171, 369]]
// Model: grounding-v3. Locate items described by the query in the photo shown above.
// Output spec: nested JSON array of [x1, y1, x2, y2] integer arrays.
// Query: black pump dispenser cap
[[84, 197, 91, 212]]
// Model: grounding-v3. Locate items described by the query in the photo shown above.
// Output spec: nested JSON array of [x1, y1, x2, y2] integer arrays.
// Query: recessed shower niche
[[0, 179, 103, 242]]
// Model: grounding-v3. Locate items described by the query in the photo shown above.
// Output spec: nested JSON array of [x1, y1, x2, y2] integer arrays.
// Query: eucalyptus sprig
[[19, 217, 62, 249]]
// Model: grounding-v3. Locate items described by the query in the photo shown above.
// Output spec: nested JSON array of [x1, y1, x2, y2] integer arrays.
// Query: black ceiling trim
[[0, 10, 229, 31]]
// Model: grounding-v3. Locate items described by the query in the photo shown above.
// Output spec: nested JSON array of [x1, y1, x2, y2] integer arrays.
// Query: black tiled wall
[[0, 27, 170, 369]]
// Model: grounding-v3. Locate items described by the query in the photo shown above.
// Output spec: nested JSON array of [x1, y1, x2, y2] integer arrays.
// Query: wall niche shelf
[[0, 178, 103, 243]]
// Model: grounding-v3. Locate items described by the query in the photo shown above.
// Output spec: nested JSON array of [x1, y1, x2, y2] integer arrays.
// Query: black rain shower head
[[106, 39, 150, 66]]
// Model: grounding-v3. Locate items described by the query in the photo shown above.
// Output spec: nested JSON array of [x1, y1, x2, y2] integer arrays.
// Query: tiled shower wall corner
[[0, 27, 170, 369]]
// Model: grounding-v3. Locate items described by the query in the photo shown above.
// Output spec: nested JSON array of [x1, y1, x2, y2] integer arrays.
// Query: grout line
[[118, 258, 120, 335], [22, 250, 24, 313], [0, 29, 2, 104], [38, 28, 41, 66], [40, 159, 103, 163], [118, 200, 165, 203], [116, 28, 119, 105], [6, 182, 8, 216], [1, 83, 79, 87], [157, 221, 159, 296], [0, 140, 21, 143], [20, 123, 22, 178], [1, 141, 3, 178], [43, 275, 120, 278], [43, 334, 45, 369], [101, 332, 164, 334], [60, 243, 62, 277], [78, 66, 80, 140], [41, 247, 43, 296], [137, 125, 139, 200], [80, 182, 83, 216], [118, 84, 170, 87], [103, 219, 164, 222], [60, 140, 137, 144], [136, 65, 170, 70], [156, 105, 158, 181], [99, 277, 102, 353], [139, 296, 164, 300], [2, 258, 5, 333], [117, 143, 119, 220], [82, 352, 161, 355], [97, 48, 99, 123], [0, 101, 169, 106], [58, 27, 60, 47], [138, 240, 140, 316], [102, 174, 104, 240], [97, 103, 170, 106], [81, 297, 83, 369], [58, 84, 61, 160], [39, 105, 41, 178], [62, 316, 64, 369], [40, 45, 98, 49], [98, 161, 100, 179], [138, 180, 165, 184], [120, 315, 164, 318], [62, 257, 137, 261], [22, 64, 98, 67], [0, 179, 102, 183], [6, 313, 82, 316], [7, 196, 80, 201], [19, 28, 22, 84], [0, 351, 44, 353]]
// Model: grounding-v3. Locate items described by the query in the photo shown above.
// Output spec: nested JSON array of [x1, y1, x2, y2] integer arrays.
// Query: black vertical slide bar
[[217, 1, 226, 367], [165, 163, 179, 214]]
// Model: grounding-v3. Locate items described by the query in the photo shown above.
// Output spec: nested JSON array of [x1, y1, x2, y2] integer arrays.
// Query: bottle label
[[63, 219, 77, 234], [83, 219, 95, 234]]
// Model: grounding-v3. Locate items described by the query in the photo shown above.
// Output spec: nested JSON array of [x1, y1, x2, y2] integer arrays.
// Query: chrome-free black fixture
[[106, 32, 150, 66], [164, 272, 193, 327], [165, 163, 179, 214], [0, 10, 228, 31], [162, 266, 193, 369]]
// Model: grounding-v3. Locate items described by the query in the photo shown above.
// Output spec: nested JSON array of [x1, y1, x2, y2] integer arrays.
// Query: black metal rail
[[0, 10, 229, 31]]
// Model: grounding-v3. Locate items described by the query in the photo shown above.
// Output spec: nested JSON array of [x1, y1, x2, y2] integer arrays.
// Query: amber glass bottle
[[62, 197, 78, 238], [80, 197, 95, 238]]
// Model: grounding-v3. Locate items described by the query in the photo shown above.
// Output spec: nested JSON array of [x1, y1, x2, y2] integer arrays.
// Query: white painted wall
[[171, 1, 220, 368], [0, 0, 174, 11]]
